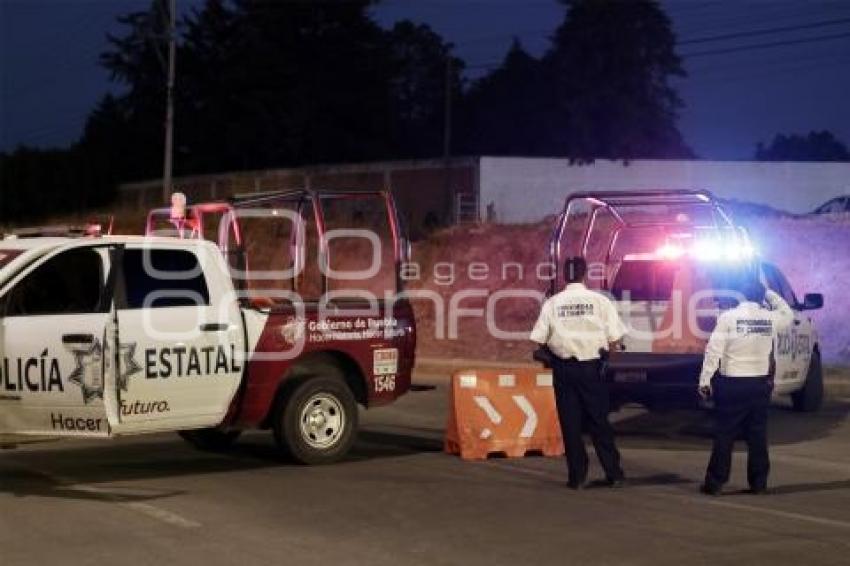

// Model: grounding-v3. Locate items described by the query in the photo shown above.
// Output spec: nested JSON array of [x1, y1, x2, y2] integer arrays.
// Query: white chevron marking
[[512, 395, 538, 438], [473, 395, 503, 438]]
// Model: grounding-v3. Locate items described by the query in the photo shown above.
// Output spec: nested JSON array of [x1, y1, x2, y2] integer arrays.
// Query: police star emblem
[[68, 340, 105, 404], [115, 342, 142, 392]]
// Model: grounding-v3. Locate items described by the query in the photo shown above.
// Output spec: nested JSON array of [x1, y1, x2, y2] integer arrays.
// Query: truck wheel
[[273, 375, 358, 465], [178, 428, 241, 451], [792, 350, 823, 412]]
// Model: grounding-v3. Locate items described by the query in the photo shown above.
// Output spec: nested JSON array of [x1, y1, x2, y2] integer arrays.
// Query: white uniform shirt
[[530, 283, 628, 361], [699, 290, 794, 387]]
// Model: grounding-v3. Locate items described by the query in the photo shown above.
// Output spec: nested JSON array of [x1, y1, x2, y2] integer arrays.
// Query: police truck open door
[[104, 242, 247, 435]]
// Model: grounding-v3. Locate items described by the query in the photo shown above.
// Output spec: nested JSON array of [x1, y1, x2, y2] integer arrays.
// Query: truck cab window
[[323, 195, 397, 299], [122, 249, 210, 309], [610, 260, 678, 301], [4, 248, 104, 316]]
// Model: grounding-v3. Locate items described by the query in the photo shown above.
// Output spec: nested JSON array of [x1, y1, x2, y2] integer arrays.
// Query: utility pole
[[442, 54, 453, 223], [442, 55, 453, 164], [162, 0, 177, 202]]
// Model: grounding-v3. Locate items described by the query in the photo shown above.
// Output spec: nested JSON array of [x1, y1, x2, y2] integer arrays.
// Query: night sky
[[2, 0, 849, 160]]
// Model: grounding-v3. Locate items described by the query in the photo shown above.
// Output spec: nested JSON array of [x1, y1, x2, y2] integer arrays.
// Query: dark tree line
[[3, 0, 693, 222], [464, 0, 692, 161], [755, 131, 850, 162]]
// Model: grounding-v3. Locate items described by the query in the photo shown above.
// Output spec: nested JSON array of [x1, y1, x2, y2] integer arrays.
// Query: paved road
[[2, 379, 849, 566]]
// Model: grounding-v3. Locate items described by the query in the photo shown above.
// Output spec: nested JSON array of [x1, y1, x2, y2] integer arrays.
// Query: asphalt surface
[[2, 376, 849, 566]]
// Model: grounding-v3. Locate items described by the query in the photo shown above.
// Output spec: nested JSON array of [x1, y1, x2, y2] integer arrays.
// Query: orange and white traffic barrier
[[444, 368, 564, 460]]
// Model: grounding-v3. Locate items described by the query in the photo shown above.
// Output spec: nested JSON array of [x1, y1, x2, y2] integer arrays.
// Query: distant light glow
[[691, 239, 722, 261], [656, 243, 686, 260], [725, 244, 742, 261], [719, 241, 756, 262]]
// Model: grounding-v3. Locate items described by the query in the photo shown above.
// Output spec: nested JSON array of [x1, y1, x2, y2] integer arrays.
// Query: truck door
[[761, 262, 809, 393], [107, 245, 245, 434], [0, 246, 112, 437]]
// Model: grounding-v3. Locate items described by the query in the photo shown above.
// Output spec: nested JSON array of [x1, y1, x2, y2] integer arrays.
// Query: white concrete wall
[[479, 157, 850, 223]]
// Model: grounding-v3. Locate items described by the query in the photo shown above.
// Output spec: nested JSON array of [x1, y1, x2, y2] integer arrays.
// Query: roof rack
[[549, 190, 755, 294], [559, 189, 736, 229], [229, 188, 391, 208], [567, 189, 713, 203]]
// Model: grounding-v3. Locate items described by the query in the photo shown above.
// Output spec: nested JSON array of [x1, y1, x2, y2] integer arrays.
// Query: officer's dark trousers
[[705, 375, 772, 491], [552, 357, 623, 485]]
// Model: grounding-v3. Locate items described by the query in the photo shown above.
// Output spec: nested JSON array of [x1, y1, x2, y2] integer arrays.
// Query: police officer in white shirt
[[531, 257, 628, 489], [699, 278, 793, 495]]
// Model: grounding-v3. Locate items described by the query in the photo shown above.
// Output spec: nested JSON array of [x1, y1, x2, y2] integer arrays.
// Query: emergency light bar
[[623, 239, 757, 262], [691, 239, 756, 262], [656, 243, 686, 260]]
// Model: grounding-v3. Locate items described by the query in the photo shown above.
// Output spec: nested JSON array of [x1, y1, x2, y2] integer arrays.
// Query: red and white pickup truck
[[0, 190, 416, 464]]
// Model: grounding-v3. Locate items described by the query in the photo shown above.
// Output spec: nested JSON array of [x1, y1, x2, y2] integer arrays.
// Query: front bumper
[[605, 353, 704, 410]]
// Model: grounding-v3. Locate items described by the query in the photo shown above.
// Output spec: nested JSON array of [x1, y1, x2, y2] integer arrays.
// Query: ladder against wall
[[455, 191, 479, 224]]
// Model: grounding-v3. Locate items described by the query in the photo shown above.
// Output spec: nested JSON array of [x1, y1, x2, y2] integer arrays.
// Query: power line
[[464, 24, 850, 72], [682, 31, 850, 58], [671, 1, 849, 38], [685, 39, 848, 73], [452, 12, 850, 50], [679, 16, 850, 45]]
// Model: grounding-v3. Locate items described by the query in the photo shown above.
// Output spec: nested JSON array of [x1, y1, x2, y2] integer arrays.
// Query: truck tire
[[273, 375, 358, 465], [178, 428, 241, 451], [791, 350, 823, 412]]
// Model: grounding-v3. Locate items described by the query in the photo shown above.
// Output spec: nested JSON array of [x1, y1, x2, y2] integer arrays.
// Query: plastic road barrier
[[444, 368, 564, 460]]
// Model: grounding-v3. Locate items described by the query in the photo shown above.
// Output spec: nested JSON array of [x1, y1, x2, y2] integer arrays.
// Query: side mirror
[[800, 293, 823, 310]]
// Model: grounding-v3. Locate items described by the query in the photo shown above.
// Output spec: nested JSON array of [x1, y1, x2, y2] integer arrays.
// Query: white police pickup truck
[[548, 190, 825, 412], [606, 255, 824, 411], [0, 191, 416, 463], [0, 236, 252, 443]]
